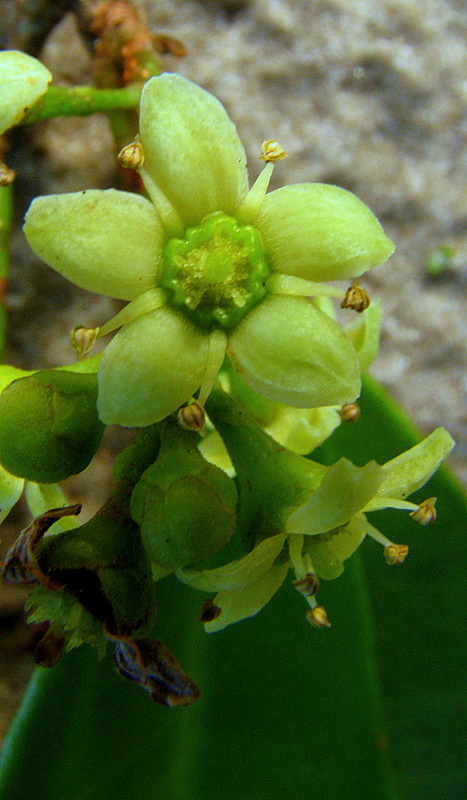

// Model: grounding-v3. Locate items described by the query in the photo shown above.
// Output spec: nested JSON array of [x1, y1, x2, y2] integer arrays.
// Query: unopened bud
[[306, 605, 331, 628], [0, 370, 105, 483], [384, 543, 409, 564], [118, 136, 145, 170], [339, 402, 361, 422], [341, 280, 370, 313], [293, 572, 320, 597], [259, 139, 287, 162], [71, 325, 100, 358], [410, 497, 437, 525], [178, 401, 206, 431]]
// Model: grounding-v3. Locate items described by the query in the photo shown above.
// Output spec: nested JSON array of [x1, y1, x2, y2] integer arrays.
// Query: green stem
[[20, 83, 144, 125], [0, 184, 13, 361]]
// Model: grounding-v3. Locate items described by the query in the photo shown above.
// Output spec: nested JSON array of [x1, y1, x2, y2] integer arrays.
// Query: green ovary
[[161, 212, 270, 329]]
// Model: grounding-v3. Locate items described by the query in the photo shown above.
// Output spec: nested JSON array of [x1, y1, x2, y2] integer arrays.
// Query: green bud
[[205, 387, 327, 548], [0, 369, 105, 483], [131, 419, 237, 571]]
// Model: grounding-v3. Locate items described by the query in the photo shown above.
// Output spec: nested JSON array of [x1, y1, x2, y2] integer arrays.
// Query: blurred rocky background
[[0, 0, 465, 745]]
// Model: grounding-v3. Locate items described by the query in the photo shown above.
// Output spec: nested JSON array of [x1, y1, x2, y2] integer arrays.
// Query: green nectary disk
[[161, 212, 270, 330]]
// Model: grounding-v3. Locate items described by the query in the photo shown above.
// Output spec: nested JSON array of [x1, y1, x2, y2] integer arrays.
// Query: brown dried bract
[[34, 623, 67, 667], [89, 0, 160, 84], [2, 504, 81, 589], [153, 34, 187, 58]]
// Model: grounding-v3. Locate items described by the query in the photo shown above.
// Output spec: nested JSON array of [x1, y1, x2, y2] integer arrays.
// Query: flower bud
[[0, 370, 105, 483], [131, 420, 237, 571]]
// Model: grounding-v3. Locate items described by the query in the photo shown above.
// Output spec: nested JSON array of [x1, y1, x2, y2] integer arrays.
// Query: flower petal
[[375, 427, 455, 501], [257, 184, 394, 282], [24, 190, 164, 300], [139, 74, 248, 226], [0, 51, 51, 135], [177, 533, 287, 592], [0, 464, 24, 525], [287, 458, 384, 535], [227, 294, 361, 408], [205, 562, 290, 632], [325, 513, 368, 563], [97, 307, 210, 426]]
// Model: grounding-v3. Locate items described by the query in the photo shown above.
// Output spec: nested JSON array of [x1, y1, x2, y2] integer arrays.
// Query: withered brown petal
[[2, 504, 81, 588], [112, 635, 201, 706]]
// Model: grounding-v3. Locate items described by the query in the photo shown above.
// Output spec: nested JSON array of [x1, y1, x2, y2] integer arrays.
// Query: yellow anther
[[384, 544, 409, 565], [0, 162, 15, 185], [178, 401, 206, 432], [293, 572, 320, 597], [118, 135, 145, 170], [259, 139, 287, 163], [339, 402, 361, 422], [71, 325, 100, 358], [410, 497, 437, 526], [306, 606, 331, 628], [341, 279, 370, 313]]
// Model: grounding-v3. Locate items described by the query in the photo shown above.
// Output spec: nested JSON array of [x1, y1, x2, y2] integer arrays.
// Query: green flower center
[[161, 212, 270, 330]]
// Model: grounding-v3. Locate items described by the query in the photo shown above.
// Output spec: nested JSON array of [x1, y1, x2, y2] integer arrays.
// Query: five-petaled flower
[[177, 427, 454, 631], [24, 74, 394, 427]]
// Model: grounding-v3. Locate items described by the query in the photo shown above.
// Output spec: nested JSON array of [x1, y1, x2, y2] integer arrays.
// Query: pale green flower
[[0, 51, 51, 135], [178, 427, 454, 631], [200, 301, 382, 474], [24, 74, 394, 427]]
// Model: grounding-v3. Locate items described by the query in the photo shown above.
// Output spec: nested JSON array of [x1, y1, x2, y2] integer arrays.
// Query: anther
[[178, 401, 206, 431], [384, 544, 409, 564], [341, 280, 370, 313], [199, 599, 222, 623], [306, 606, 331, 628], [0, 163, 15, 185], [259, 140, 287, 162], [293, 572, 320, 597], [118, 135, 145, 170], [410, 497, 437, 525], [71, 325, 100, 358], [339, 402, 361, 422]]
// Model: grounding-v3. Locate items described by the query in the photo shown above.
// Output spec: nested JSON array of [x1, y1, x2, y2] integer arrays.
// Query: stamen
[[197, 330, 228, 407], [139, 166, 183, 236], [293, 573, 320, 597], [259, 140, 287, 162], [178, 401, 206, 432], [118, 135, 145, 170], [306, 605, 331, 628], [365, 521, 409, 564], [71, 325, 100, 358], [410, 497, 437, 525], [341, 280, 370, 313], [98, 289, 167, 338], [266, 274, 344, 299], [235, 162, 274, 224], [384, 544, 409, 564], [339, 402, 361, 422], [288, 534, 306, 580]]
